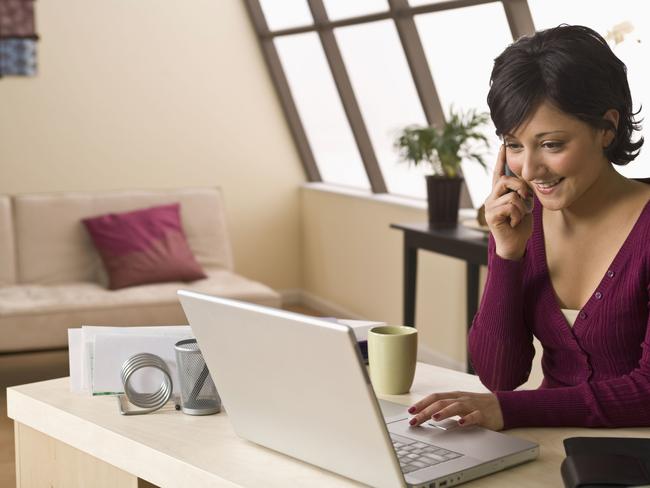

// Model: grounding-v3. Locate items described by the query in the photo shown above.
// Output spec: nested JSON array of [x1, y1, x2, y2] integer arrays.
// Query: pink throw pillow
[[82, 203, 207, 290]]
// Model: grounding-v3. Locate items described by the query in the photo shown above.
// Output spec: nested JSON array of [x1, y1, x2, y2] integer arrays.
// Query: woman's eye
[[542, 141, 564, 150], [505, 142, 522, 150]]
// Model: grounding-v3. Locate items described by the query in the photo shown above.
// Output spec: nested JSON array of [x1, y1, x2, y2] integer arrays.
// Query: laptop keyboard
[[391, 435, 463, 474]]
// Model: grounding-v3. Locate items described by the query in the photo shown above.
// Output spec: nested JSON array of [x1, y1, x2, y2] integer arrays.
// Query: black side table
[[390, 222, 488, 373]]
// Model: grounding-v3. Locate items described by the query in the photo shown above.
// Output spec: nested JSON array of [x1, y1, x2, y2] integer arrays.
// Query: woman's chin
[[535, 193, 567, 211]]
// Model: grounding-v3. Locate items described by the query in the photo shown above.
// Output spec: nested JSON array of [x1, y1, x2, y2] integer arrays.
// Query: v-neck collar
[[536, 196, 650, 332]]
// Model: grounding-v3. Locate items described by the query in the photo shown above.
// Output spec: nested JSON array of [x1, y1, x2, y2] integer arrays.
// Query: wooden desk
[[390, 223, 488, 373], [7, 362, 649, 487]]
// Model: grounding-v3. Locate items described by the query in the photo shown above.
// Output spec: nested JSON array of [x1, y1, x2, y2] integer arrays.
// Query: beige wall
[[0, 0, 546, 383], [301, 185, 477, 369], [0, 0, 304, 290], [301, 185, 544, 385]]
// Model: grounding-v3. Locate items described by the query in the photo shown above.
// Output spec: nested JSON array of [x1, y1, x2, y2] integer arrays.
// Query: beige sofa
[[0, 188, 281, 352]]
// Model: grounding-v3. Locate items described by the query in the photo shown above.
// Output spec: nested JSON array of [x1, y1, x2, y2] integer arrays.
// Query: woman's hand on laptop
[[407, 391, 504, 431]]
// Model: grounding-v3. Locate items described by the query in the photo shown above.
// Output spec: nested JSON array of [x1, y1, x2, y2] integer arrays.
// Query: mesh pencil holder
[[174, 339, 221, 415]]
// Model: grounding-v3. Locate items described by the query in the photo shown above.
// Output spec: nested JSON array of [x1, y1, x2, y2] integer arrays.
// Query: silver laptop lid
[[178, 290, 405, 488]]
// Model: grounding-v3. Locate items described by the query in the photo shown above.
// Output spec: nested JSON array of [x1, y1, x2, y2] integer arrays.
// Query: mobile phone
[[504, 162, 515, 193], [505, 162, 534, 212]]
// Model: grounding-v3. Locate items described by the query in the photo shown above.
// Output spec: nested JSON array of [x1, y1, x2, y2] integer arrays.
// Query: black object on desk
[[561, 437, 650, 488], [390, 222, 488, 374]]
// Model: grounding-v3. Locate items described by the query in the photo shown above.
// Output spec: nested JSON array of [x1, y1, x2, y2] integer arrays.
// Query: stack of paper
[[67, 318, 384, 396], [68, 325, 193, 395]]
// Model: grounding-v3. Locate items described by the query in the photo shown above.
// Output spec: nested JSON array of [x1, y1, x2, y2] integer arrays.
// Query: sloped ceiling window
[[336, 20, 429, 198], [323, 0, 389, 21], [276, 32, 371, 189], [258, 0, 313, 30], [247, 0, 534, 206], [416, 3, 511, 207]]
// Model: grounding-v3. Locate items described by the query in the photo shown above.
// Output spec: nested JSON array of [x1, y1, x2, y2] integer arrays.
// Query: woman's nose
[[520, 152, 540, 182]]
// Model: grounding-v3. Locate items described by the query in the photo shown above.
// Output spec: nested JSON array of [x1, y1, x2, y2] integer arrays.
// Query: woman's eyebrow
[[504, 130, 568, 140], [534, 130, 569, 138]]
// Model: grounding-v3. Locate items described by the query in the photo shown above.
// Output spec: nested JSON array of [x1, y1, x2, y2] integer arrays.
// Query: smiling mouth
[[534, 177, 565, 190]]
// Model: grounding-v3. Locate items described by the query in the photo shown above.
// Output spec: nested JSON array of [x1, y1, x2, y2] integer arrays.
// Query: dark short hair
[[487, 24, 643, 165]]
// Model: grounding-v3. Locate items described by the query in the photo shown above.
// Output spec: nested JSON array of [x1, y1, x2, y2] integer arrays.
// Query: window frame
[[243, 0, 535, 205]]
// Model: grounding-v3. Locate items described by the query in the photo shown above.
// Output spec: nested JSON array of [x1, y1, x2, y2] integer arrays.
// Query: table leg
[[403, 239, 418, 327], [13, 422, 157, 488], [466, 264, 479, 374]]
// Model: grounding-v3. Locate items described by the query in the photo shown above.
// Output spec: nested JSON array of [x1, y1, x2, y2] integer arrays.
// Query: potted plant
[[395, 107, 490, 227]]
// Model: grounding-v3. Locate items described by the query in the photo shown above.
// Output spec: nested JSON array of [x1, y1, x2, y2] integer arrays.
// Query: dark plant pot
[[425, 175, 463, 227]]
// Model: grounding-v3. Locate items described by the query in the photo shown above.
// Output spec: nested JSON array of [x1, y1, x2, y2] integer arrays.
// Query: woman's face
[[503, 101, 615, 211]]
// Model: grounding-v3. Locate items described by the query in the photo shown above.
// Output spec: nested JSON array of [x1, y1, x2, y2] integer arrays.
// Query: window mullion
[[502, 0, 536, 40], [387, 0, 445, 129], [390, 0, 473, 207], [391, 0, 477, 208], [243, 0, 322, 182], [307, 0, 388, 194]]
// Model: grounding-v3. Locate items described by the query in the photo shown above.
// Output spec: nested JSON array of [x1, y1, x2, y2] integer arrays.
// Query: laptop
[[178, 291, 539, 488]]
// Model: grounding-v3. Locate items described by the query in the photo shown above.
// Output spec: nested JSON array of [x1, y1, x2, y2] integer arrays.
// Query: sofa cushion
[[0, 196, 16, 286], [12, 188, 234, 285], [83, 203, 207, 289], [0, 268, 282, 352]]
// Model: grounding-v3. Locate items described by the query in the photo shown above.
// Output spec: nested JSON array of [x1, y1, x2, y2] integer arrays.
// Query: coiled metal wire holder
[[117, 353, 173, 416]]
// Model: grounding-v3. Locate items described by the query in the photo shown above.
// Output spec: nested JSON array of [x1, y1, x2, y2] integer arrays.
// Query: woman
[[409, 24, 650, 430]]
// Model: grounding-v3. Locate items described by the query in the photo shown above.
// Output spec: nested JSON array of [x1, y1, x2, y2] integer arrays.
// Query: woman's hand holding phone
[[484, 145, 534, 261]]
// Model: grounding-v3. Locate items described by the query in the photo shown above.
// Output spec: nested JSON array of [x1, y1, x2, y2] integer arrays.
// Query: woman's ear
[[602, 109, 619, 147]]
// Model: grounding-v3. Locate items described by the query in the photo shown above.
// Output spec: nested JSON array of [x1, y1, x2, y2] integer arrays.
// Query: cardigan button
[[607, 270, 615, 278], [579, 311, 587, 319], [595, 291, 602, 300]]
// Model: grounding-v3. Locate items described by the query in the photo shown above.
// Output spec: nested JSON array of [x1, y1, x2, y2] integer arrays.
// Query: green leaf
[[394, 107, 491, 177]]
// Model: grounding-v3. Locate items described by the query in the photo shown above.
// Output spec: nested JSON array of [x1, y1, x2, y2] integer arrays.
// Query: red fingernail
[[459, 418, 465, 425], [433, 414, 440, 420], [408, 406, 416, 414], [409, 418, 416, 426]]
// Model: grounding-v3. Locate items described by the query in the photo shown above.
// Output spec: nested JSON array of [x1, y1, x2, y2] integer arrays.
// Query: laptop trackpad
[[377, 399, 410, 422]]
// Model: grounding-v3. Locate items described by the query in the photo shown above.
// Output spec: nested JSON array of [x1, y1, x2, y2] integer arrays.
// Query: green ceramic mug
[[368, 325, 418, 395]]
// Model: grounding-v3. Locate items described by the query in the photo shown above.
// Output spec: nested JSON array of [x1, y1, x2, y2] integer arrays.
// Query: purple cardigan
[[468, 196, 650, 429]]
